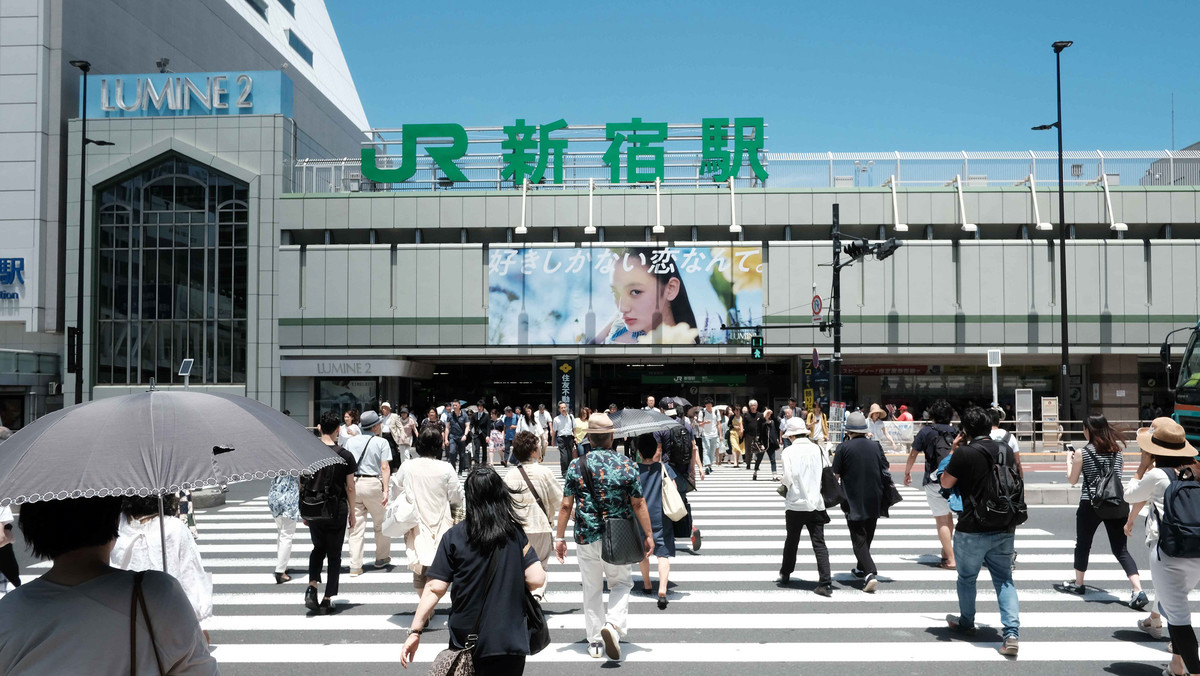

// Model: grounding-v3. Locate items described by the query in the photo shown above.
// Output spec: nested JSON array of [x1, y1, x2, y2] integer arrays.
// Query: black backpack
[[964, 439, 1028, 531], [667, 425, 693, 467], [299, 460, 343, 525], [1158, 468, 1200, 559], [1088, 446, 1129, 520], [924, 426, 955, 472]]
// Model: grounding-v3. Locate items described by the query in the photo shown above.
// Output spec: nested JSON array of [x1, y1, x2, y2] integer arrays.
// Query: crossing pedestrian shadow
[[1052, 583, 1132, 608], [1104, 662, 1171, 675], [923, 625, 1004, 643]]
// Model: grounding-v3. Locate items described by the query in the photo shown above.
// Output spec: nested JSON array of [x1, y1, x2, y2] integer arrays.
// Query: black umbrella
[[661, 396, 693, 409], [0, 391, 345, 569], [608, 408, 683, 439]]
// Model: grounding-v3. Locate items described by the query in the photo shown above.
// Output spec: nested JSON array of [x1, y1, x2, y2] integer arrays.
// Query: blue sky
[[328, 1, 1198, 152]]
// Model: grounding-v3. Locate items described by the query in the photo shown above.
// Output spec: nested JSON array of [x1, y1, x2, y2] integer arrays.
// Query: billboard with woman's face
[[487, 245, 763, 345]]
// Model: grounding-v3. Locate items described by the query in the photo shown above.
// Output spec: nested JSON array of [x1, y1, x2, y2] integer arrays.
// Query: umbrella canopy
[[0, 391, 344, 506], [661, 396, 693, 409], [608, 408, 683, 440]]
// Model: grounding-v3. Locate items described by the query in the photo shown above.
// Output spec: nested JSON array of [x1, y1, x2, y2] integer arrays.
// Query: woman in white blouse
[[110, 494, 214, 639], [394, 427, 465, 594], [1123, 417, 1200, 676]]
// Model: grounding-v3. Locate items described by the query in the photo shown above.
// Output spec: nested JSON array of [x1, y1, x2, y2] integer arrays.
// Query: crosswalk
[[25, 463, 1181, 674]]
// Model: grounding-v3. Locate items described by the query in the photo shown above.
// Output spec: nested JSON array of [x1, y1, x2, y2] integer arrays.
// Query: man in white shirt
[[987, 406, 1022, 466], [553, 402, 577, 478], [698, 399, 723, 475], [344, 410, 393, 575]]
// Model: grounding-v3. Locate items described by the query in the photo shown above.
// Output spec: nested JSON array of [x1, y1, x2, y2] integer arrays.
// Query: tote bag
[[660, 464, 688, 522], [381, 473, 419, 538]]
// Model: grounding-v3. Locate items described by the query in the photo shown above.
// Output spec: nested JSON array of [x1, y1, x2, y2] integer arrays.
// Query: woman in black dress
[[400, 467, 546, 675]]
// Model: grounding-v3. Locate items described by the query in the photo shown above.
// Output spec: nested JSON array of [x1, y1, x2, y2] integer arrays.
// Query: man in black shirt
[[831, 411, 889, 593], [741, 399, 767, 470], [940, 406, 1021, 656], [903, 399, 959, 569]]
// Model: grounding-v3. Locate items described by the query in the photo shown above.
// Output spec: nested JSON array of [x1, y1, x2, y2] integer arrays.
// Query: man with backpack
[[939, 406, 1026, 656], [655, 408, 705, 552], [301, 410, 358, 614], [905, 399, 959, 569]]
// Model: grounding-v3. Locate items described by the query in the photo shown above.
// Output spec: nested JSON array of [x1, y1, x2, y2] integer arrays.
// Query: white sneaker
[[863, 573, 878, 593], [600, 623, 621, 660], [587, 641, 604, 659]]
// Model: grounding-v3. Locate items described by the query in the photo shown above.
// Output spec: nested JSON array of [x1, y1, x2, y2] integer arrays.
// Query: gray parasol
[[0, 390, 344, 507], [608, 408, 683, 440]]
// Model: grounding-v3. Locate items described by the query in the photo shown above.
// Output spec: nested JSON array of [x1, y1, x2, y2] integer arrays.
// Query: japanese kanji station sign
[[360, 118, 768, 186]]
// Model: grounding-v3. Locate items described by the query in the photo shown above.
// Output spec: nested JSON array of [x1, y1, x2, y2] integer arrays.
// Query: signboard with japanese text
[[554, 358, 579, 412], [487, 246, 763, 345], [362, 118, 767, 187], [0, 258, 25, 301]]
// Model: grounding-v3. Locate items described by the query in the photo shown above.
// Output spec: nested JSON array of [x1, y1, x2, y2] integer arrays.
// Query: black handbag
[[820, 466, 846, 508], [523, 587, 550, 654], [580, 454, 646, 565]]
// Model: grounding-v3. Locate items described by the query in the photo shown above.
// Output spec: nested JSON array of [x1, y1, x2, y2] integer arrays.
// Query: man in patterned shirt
[[555, 412, 653, 662]]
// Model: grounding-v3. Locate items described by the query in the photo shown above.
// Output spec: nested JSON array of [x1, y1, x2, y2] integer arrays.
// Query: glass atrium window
[[95, 154, 249, 386], [287, 30, 313, 66], [278, 0, 295, 16]]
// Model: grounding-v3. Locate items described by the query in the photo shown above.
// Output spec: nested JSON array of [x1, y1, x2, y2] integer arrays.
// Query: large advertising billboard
[[487, 246, 762, 345]]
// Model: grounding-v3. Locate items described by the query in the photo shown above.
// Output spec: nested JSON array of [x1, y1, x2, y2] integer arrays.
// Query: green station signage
[[360, 118, 768, 186]]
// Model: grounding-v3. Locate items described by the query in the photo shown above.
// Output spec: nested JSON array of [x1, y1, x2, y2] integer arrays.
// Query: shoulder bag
[[520, 542, 551, 654], [580, 454, 646, 565], [428, 550, 501, 676], [516, 465, 548, 519], [660, 464, 688, 522], [130, 571, 165, 676], [381, 470, 420, 538]]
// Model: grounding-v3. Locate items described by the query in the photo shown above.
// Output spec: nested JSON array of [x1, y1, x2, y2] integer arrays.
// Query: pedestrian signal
[[751, 335, 764, 360]]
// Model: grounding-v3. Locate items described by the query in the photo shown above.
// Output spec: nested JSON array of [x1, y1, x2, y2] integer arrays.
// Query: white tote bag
[[381, 474, 420, 537], [660, 464, 688, 522]]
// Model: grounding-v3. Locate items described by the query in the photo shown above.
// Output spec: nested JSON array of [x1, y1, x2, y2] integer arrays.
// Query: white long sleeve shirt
[[1124, 468, 1172, 547], [780, 437, 829, 512], [110, 514, 213, 626]]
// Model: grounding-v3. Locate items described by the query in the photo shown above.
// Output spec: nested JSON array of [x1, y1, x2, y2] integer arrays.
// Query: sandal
[[1055, 581, 1086, 595]]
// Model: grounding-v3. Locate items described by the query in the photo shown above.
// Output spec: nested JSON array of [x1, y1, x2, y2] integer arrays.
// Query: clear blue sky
[[328, 0, 1198, 152]]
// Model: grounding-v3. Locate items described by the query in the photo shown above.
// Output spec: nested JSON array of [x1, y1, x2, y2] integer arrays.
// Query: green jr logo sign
[[360, 118, 768, 186]]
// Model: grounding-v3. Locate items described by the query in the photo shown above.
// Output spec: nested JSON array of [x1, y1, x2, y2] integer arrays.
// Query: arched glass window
[[95, 154, 248, 385]]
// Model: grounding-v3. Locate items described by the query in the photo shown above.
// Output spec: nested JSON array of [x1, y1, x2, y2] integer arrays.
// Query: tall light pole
[[67, 60, 113, 405], [1033, 40, 1073, 418]]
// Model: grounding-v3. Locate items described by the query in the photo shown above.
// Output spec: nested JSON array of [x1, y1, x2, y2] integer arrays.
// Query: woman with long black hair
[[1060, 414, 1147, 609], [400, 467, 546, 675], [597, 247, 700, 344]]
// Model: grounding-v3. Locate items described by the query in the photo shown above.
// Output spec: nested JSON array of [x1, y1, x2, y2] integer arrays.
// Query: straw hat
[[868, 403, 888, 420], [586, 412, 615, 434], [1136, 417, 1197, 458]]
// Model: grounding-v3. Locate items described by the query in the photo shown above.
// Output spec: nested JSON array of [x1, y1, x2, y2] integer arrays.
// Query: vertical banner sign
[[554, 358, 579, 412]]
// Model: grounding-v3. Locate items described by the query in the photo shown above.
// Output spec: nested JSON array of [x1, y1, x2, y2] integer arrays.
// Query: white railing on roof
[[292, 149, 1200, 193]]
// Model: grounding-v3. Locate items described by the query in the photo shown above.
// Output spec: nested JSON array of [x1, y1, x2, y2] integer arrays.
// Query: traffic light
[[874, 238, 903, 260], [751, 334, 764, 360], [842, 241, 871, 259]]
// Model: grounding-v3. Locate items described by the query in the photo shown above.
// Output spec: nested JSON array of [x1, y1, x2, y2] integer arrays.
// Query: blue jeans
[[953, 530, 1020, 639]]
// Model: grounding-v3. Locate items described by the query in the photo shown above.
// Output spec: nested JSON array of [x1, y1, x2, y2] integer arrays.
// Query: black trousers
[[846, 518, 879, 575], [754, 448, 778, 473], [1074, 500, 1139, 576], [780, 510, 831, 584], [475, 655, 526, 675], [1169, 624, 1200, 673], [473, 435, 488, 465], [308, 516, 348, 597], [0, 544, 19, 588], [557, 436, 576, 477]]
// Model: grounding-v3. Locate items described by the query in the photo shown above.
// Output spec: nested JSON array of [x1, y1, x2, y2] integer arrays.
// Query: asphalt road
[[7, 464, 1180, 676]]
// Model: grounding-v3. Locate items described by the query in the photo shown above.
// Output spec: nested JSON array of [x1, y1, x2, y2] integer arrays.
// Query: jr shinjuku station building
[[2, 0, 1199, 431]]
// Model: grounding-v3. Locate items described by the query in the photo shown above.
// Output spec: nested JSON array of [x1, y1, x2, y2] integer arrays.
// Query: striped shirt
[[1079, 442, 1124, 501]]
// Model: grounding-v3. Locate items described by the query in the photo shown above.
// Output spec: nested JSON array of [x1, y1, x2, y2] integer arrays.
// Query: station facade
[[7, 1, 1200, 429]]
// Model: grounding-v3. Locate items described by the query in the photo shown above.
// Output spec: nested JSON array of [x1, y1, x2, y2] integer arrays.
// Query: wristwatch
[[407, 628, 423, 637]]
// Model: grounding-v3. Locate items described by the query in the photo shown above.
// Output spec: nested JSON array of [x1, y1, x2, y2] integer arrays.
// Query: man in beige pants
[[343, 410, 392, 576]]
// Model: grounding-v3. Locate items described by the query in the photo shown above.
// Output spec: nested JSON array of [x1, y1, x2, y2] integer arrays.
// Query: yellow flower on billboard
[[710, 247, 763, 297]]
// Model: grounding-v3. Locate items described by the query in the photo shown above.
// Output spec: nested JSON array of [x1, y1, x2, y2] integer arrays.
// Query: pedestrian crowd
[[1, 396, 1199, 676]]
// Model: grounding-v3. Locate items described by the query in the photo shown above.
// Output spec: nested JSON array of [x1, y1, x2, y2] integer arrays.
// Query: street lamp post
[[1033, 40, 1073, 420], [67, 60, 113, 405]]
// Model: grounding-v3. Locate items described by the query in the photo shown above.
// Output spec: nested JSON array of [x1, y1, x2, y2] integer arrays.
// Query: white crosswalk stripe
[[26, 462, 1177, 672]]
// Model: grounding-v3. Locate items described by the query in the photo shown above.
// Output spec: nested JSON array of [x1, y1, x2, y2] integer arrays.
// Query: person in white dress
[[393, 427, 465, 594]]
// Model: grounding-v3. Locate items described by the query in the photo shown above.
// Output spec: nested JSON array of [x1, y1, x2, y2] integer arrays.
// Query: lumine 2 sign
[[360, 118, 769, 186], [82, 71, 293, 118]]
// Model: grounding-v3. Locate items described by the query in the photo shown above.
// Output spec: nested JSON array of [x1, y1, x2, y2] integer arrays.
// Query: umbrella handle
[[158, 493, 168, 573]]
